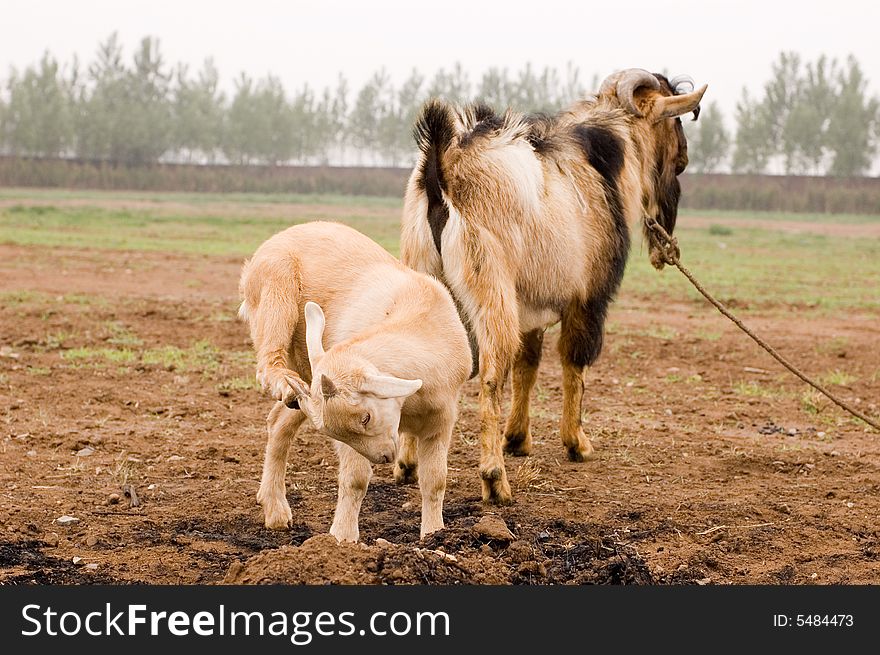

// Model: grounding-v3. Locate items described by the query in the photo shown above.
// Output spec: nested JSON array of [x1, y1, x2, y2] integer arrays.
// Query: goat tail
[[411, 98, 541, 240], [238, 250, 302, 382]]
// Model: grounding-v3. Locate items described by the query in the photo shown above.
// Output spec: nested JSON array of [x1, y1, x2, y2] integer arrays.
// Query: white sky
[[2, 0, 879, 124]]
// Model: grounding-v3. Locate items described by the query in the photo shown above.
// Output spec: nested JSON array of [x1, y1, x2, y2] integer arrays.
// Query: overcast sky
[[2, 0, 879, 123]]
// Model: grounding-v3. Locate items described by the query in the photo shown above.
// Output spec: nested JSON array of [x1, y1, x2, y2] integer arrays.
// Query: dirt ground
[[1, 242, 878, 585]]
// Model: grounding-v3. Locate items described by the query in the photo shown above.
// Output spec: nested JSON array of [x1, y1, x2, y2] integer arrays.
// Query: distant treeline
[[3, 156, 879, 214], [1, 35, 879, 175]]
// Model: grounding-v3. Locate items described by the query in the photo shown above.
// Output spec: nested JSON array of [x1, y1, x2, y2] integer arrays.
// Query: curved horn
[[655, 84, 708, 121], [599, 68, 661, 117], [598, 71, 623, 96], [668, 74, 695, 95]]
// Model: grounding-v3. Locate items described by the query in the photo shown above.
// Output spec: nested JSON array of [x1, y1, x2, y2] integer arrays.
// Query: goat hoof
[[480, 467, 513, 505], [503, 432, 532, 457], [329, 525, 359, 543], [393, 461, 419, 485], [566, 442, 595, 462], [260, 493, 293, 530]]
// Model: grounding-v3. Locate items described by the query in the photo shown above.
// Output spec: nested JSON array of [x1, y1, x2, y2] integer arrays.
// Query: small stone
[[664, 409, 673, 416], [72, 556, 83, 565], [56, 515, 79, 526], [167, 455, 184, 461], [402, 502, 415, 511], [108, 493, 121, 505], [86, 535, 98, 547], [817, 431, 826, 438], [224, 561, 244, 583], [375, 538, 392, 548], [505, 540, 535, 564], [516, 561, 547, 577], [810, 573, 818, 580], [472, 515, 515, 542], [85, 563, 99, 570], [147, 484, 157, 491], [76, 447, 95, 457], [43, 532, 60, 547], [0, 346, 21, 359], [26, 450, 37, 457], [696, 577, 712, 585]]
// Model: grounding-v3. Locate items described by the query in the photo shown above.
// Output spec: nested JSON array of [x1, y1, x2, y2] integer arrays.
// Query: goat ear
[[283, 373, 319, 425], [304, 301, 326, 371], [360, 375, 422, 399], [654, 84, 707, 120], [320, 374, 338, 399]]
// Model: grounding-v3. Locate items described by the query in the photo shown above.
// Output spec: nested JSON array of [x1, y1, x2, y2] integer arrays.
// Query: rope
[[645, 216, 880, 433]]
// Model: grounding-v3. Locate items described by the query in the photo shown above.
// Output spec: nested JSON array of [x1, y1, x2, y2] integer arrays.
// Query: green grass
[[679, 208, 880, 225], [103, 321, 143, 347], [621, 226, 880, 311], [2, 192, 879, 311], [62, 346, 138, 364], [1, 202, 401, 257], [822, 370, 858, 386], [0, 188, 403, 208], [217, 375, 260, 395], [732, 380, 783, 398], [59, 340, 232, 375]]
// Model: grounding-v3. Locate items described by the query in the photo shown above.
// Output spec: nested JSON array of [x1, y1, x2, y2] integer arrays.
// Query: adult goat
[[399, 69, 706, 504]]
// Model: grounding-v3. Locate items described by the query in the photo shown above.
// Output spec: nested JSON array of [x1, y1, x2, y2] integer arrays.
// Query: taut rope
[[645, 216, 879, 433]]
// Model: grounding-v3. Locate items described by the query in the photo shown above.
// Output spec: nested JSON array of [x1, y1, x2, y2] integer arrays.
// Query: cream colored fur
[[239, 221, 471, 541]]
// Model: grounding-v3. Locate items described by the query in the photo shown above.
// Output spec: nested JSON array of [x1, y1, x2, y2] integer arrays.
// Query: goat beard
[[648, 239, 667, 270]]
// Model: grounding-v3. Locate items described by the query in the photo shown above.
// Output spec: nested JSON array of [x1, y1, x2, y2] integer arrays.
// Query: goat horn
[[668, 74, 695, 94], [614, 69, 661, 117]]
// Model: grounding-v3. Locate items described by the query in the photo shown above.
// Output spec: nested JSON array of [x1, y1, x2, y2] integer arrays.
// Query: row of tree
[[688, 53, 879, 175], [0, 34, 593, 167], [1, 35, 878, 175]]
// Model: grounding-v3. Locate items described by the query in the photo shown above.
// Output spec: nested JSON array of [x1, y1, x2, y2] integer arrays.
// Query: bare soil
[[1, 244, 878, 585]]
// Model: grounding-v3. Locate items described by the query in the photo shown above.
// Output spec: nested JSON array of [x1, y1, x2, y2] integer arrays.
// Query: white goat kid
[[238, 221, 471, 542]]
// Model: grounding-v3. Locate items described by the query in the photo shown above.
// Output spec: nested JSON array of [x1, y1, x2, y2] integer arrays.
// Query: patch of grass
[[216, 375, 259, 394], [679, 208, 880, 225], [0, 290, 49, 307], [44, 330, 75, 350], [622, 225, 880, 312], [0, 373, 9, 385], [4, 193, 879, 313], [822, 369, 858, 386], [61, 293, 104, 306], [534, 384, 550, 403], [58, 340, 222, 374], [733, 380, 781, 398], [142, 340, 222, 375], [695, 329, 722, 342], [637, 325, 679, 340], [26, 366, 51, 376], [103, 321, 143, 347], [0, 197, 402, 257], [61, 347, 137, 364], [801, 389, 826, 415], [817, 336, 850, 353]]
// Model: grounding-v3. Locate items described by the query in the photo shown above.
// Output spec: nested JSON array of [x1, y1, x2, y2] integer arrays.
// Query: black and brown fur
[[400, 69, 706, 504]]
